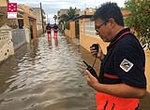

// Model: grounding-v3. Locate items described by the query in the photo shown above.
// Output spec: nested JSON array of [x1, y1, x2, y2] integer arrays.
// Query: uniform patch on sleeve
[[120, 58, 134, 72]]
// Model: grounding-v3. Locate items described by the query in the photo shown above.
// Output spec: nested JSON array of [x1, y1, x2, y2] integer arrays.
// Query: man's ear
[[107, 18, 116, 29]]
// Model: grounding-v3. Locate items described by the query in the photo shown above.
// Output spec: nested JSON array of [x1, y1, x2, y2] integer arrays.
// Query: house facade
[[64, 8, 130, 54], [18, 4, 37, 39], [33, 8, 46, 37]]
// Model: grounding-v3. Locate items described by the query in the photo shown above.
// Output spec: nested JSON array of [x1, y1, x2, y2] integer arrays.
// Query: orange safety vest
[[96, 92, 139, 110]]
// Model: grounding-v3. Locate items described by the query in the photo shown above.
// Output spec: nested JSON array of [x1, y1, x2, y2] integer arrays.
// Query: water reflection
[[0, 35, 150, 110], [0, 36, 96, 110]]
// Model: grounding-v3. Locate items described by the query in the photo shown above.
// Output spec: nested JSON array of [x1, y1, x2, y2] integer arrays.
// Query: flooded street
[[0, 34, 150, 110], [0, 35, 96, 110]]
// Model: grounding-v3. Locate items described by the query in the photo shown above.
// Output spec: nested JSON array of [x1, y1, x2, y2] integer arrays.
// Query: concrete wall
[[0, 27, 31, 63], [0, 0, 8, 7], [37, 29, 43, 37], [79, 18, 109, 54], [64, 29, 70, 38], [0, 26, 40, 64], [0, 31, 14, 63], [70, 21, 76, 38], [31, 19, 37, 39], [24, 28, 31, 43], [64, 21, 76, 39], [80, 33, 108, 54]]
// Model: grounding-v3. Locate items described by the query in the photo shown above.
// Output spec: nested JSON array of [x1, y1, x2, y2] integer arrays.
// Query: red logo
[[7, 3, 17, 12]]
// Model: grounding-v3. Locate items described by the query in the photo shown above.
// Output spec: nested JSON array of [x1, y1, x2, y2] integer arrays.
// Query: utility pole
[[40, 2, 44, 34]]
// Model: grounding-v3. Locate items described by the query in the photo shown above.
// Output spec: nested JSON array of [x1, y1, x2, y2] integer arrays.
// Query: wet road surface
[[0, 34, 150, 110], [0, 35, 97, 110]]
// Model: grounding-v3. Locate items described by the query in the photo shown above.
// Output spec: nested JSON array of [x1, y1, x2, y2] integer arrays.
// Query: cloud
[[9, 0, 126, 23]]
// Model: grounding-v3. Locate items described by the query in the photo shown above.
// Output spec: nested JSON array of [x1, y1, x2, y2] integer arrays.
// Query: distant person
[[84, 2, 147, 110], [46, 23, 51, 40], [53, 23, 58, 37]]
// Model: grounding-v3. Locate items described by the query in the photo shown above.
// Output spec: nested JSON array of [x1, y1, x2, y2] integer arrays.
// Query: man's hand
[[85, 70, 99, 88], [90, 44, 104, 60]]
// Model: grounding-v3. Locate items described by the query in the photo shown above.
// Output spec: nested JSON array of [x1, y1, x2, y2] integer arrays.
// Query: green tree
[[67, 7, 78, 20], [58, 7, 79, 29], [53, 15, 57, 23], [125, 0, 150, 49], [58, 14, 69, 24]]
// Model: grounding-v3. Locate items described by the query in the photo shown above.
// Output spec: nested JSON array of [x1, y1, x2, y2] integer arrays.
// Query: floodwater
[[0, 35, 96, 110], [0, 34, 150, 110]]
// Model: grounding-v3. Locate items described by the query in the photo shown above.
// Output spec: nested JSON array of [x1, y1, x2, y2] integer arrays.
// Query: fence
[[11, 29, 26, 50]]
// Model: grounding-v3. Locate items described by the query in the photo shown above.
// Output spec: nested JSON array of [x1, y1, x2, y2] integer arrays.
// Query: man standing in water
[[46, 23, 52, 40], [53, 23, 59, 37], [85, 2, 147, 110]]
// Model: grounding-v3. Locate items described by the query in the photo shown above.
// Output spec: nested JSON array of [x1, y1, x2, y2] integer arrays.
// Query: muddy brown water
[[0, 35, 149, 110]]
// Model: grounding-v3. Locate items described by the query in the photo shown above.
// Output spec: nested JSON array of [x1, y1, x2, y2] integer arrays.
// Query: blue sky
[[9, 0, 126, 23]]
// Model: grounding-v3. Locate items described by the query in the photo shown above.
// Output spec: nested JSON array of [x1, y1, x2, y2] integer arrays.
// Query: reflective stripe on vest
[[96, 92, 139, 110]]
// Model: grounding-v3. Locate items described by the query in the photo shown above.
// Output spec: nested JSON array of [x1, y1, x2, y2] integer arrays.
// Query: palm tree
[[67, 7, 78, 20], [58, 14, 69, 24], [58, 7, 79, 29], [53, 15, 57, 23]]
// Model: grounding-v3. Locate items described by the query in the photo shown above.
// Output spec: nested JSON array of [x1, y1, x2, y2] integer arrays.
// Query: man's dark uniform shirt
[[99, 28, 147, 88]]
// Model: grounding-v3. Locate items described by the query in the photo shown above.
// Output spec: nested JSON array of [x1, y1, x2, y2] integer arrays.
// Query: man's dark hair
[[92, 2, 124, 26]]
